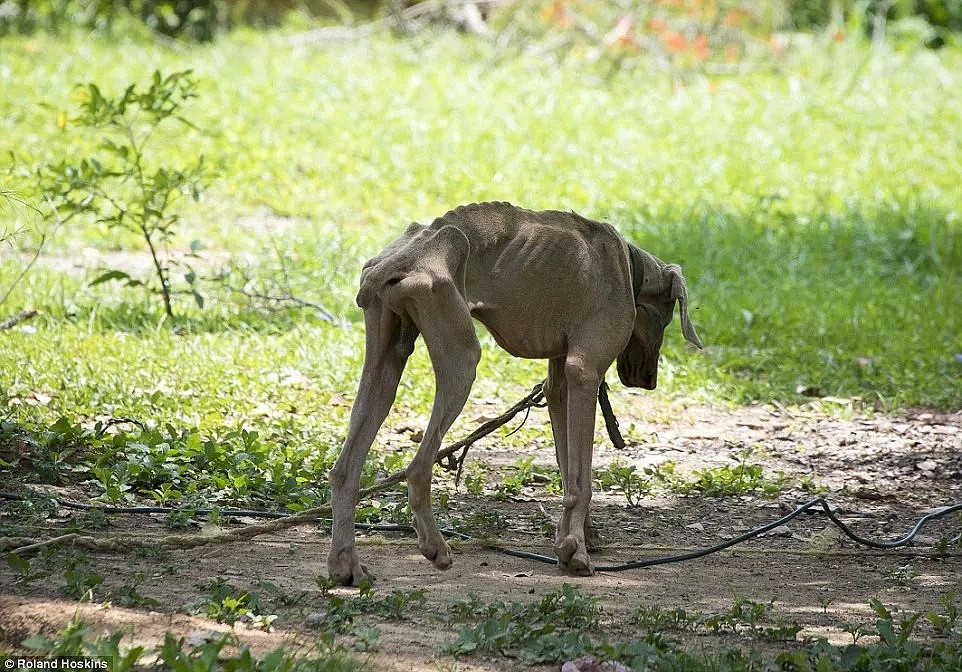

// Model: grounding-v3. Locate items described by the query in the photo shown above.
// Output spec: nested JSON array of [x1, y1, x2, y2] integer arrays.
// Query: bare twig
[[0, 193, 51, 311], [0, 309, 38, 330], [211, 238, 340, 322], [94, 417, 147, 437], [228, 286, 338, 321]]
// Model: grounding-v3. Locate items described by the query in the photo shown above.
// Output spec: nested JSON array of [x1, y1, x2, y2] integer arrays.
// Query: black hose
[[596, 498, 962, 572]]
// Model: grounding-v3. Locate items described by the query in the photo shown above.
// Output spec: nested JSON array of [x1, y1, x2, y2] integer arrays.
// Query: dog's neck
[[627, 243, 646, 302]]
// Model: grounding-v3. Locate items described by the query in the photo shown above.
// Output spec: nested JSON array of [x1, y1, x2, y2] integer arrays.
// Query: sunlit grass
[[1, 27, 960, 457]]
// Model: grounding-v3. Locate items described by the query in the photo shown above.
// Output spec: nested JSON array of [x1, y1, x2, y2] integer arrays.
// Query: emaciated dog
[[328, 202, 703, 585]]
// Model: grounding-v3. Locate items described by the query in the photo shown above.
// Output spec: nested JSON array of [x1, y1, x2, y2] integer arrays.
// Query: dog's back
[[429, 201, 620, 253]]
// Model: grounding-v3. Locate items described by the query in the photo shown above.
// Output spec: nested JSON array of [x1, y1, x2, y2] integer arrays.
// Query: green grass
[[11, 617, 361, 672], [0, 25, 961, 513], [444, 586, 962, 671]]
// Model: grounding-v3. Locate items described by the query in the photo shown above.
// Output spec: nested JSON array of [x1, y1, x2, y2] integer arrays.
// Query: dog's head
[[617, 249, 702, 390]]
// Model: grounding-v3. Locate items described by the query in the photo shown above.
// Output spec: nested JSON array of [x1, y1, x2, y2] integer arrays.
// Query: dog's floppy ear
[[667, 265, 703, 348]]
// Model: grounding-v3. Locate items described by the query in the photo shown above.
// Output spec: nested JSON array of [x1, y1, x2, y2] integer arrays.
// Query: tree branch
[[0, 309, 38, 330]]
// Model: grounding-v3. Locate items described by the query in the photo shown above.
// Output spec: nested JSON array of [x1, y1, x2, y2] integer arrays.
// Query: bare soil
[[2, 395, 961, 670]]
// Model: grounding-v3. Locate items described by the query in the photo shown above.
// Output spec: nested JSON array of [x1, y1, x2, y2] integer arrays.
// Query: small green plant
[[5, 418, 88, 487], [21, 618, 90, 657], [157, 631, 361, 672], [925, 593, 960, 638], [374, 587, 428, 619], [492, 457, 561, 498], [633, 605, 700, 633], [350, 626, 381, 652], [841, 620, 872, 645], [870, 598, 925, 659], [935, 531, 961, 559], [164, 506, 198, 529], [445, 584, 602, 662], [463, 462, 486, 495], [678, 452, 785, 497], [199, 577, 250, 624], [355, 496, 411, 524], [6, 552, 49, 583], [455, 507, 508, 536], [113, 573, 161, 608], [663, 597, 804, 641], [884, 563, 919, 587], [448, 594, 487, 623], [83, 631, 145, 672], [88, 423, 331, 510], [72, 508, 110, 531], [633, 598, 802, 642], [23, 622, 361, 672], [595, 458, 652, 506], [61, 550, 104, 601], [799, 474, 830, 494], [495, 456, 537, 498], [256, 579, 312, 607], [643, 460, 687, 490], [38, 70, 209, 321], [445, 591, 962, 670], [0, 188, 46, 315], [310, 579, 426, 633], [194, 576, 275, 629]]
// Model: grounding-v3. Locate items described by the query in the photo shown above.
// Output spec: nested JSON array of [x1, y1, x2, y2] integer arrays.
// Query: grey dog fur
[[328, 202, 703, 585]]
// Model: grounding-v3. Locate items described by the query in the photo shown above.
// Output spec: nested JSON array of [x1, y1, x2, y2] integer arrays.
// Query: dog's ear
[[432, 225, 471, 296], [667, 265, 702, 348]]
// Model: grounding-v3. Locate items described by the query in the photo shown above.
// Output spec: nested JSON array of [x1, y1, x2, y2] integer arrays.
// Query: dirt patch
[[2, 398, 960, 669]]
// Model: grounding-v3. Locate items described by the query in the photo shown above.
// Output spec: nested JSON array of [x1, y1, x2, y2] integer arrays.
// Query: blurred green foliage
[[0, 0, 369, 39], [1, 0, 960, 42], [791, 0, 962, 33], [0, 4, 959, 519]]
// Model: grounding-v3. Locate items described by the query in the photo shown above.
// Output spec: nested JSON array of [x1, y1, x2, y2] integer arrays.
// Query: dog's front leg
[[545, 357, 573, 543], [554, 353, 598, 576], [546, 357, 605, 554]]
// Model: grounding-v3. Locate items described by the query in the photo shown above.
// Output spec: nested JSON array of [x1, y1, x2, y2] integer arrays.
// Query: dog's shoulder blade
[[430, 201, 522, 249]]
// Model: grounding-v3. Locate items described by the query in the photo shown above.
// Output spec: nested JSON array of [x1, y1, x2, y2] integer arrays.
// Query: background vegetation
[[1, 0, 958, 524], [3, 0, 962, 41], [2, 1, 961, 669]]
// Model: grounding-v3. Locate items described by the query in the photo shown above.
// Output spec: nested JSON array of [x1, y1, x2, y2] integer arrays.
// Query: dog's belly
[[469, 304, 567, 359]]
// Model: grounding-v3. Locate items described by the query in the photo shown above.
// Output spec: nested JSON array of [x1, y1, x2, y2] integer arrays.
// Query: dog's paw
[[327, 548, 373, 586], [556, 534, 595, 576], [419, 538, 453, 570]]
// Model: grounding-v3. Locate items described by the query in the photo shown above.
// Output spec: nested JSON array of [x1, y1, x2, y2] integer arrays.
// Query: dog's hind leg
[[328, 300, 418, 586], [403, 276, 481, 570]]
